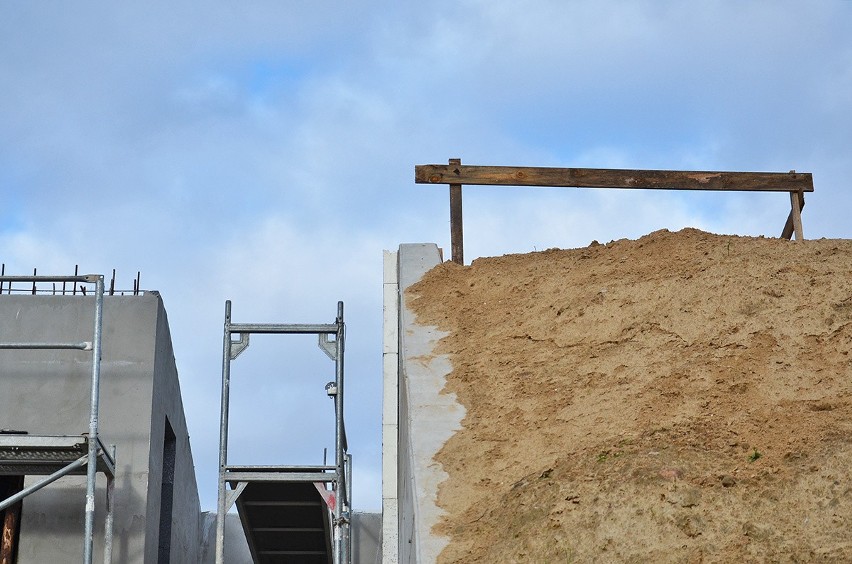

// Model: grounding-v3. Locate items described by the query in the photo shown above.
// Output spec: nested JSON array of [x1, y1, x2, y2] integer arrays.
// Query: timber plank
[[415, 165, 814, 192]]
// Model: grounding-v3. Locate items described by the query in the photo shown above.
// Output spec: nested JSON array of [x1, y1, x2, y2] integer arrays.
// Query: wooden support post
[[790, 189, 804, 241], [449, 158, 464, 264], [781, 190, 805, 241], [0, 476, 24, 564]]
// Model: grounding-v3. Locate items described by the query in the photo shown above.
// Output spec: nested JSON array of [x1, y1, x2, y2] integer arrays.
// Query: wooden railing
[[415, 159, 813, 264]]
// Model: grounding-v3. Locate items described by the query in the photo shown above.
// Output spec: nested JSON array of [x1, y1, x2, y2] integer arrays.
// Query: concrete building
[[0, 291, 201, 562], [0, 282, 379, 563]]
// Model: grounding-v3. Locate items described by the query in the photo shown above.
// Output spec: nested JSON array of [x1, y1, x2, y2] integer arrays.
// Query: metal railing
[[0, 266, 142, 296]]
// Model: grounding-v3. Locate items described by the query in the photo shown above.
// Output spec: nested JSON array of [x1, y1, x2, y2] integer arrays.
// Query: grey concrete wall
[[198, 513, 251, 564], [0, 293, 201, 563], [382, 251, 400, 563], [394, 244, 465, 564], [351, 511, 382, 564], [146, 297, 203, 563]]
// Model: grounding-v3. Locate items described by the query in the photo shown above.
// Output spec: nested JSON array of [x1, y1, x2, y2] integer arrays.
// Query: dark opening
[[0, 475, 25, 563], [158, 418, 176, 563]]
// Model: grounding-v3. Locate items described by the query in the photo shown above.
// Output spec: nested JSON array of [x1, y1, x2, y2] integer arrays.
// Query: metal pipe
[[215, 301, 233, 564], [0, 455, 89, 512], [345, 453, 352, 509], [0, 275, 96, 283], [83, 276, 104, 564], [334, 301, 350, 564], [104, 444, 116, 564], [344, 453, 352, 564], [226, 322, 338, 335], [0, 342, 91, 350], [222, 471, 339, 483]]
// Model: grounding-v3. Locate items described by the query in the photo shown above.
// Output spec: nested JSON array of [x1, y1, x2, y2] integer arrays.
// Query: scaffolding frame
[[216, 300, 351, 564], [0, 274, 116, 564]]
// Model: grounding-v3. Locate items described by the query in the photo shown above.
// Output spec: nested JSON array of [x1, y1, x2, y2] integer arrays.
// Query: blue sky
[[2, 1, 851, 511]]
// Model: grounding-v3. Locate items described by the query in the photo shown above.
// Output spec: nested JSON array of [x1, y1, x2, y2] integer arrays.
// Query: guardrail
[[415, 159, 813, 264]]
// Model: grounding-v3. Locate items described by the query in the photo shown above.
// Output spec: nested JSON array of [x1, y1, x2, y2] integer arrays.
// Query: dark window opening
[[1, 475, 25, 563], [158, 418, 176, 563]]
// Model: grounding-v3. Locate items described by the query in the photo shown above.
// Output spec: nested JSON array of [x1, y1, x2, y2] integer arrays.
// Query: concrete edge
[[382, 250, 400, 563], [396, 243, 465, 563]]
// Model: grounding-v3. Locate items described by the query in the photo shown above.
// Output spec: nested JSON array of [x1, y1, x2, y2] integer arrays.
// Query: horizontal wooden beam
[[415, 164, 814, 192]]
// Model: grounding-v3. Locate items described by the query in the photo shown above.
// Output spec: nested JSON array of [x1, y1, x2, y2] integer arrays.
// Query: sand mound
[[408, 228, 852, 563]]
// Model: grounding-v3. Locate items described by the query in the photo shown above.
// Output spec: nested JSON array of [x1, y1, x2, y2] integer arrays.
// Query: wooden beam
[[781, 191, 806, 240], [415, 164, 814, 193], [790, 190, 804, 241], [448, 158, 464, 265]]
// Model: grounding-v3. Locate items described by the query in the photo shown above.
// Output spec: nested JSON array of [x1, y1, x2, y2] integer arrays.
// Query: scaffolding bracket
[[225, 481, 248, 512], [229, 333, 250, 360], [318, 333, 337, 361], [313, 483, 337, 511]]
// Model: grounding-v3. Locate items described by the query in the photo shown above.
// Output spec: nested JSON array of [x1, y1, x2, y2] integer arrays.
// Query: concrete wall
[[382, 251, 400, 563], [146, 297, 202, 562], [387, 244, 465, 564], [198, 513, 251, 564], [351, 511, 382, 564], [0, 293, 201, 563]]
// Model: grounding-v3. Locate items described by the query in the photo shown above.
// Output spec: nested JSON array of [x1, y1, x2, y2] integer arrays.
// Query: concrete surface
[[393, 244, 465, 564], [199, 512, 251, 563], [0, 293, 201, 563], [351, 511, 382, 564], [382, 250, 400, 563]]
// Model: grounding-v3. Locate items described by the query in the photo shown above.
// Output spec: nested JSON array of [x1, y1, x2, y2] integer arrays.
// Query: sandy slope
[[408, 229, 852, 563]]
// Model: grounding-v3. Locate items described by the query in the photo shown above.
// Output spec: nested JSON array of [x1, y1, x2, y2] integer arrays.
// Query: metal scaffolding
[[0, 274, 116, 564], [216, 300, 351, 564]]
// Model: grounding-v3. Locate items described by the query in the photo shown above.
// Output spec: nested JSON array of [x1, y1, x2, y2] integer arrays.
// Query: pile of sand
[[408, 228, 852, 563]]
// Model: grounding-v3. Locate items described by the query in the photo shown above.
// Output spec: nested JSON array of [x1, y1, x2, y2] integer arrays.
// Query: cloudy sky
[[2, 1, 851, 512]]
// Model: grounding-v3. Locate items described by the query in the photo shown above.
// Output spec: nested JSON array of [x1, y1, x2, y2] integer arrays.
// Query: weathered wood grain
[[781, 191, 806, 240], [415, 164, 814, 193], [449, 158, 464, 265]]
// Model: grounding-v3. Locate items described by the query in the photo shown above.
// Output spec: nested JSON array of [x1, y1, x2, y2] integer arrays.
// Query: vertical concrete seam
[[381, 250, 400, 563]]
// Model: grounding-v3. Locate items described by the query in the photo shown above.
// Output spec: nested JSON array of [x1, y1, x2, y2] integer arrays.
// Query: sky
[[2, 1, 851, 512]]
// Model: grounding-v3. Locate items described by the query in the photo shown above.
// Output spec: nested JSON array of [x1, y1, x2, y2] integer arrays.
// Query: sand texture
[[408, 228, 852, 563]]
